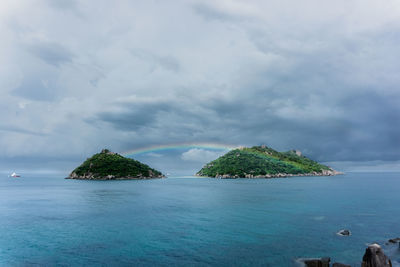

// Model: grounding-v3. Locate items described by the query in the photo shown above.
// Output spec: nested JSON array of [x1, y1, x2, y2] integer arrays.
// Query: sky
[[1, 0, 400, 175]]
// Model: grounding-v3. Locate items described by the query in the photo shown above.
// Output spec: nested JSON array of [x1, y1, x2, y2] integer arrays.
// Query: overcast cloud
[[0, 0, 399, 174]]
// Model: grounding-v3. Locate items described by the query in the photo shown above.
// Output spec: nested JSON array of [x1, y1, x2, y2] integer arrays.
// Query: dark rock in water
[[361, 243, 392, 267], [337, 229, 351, 236], [388, 238, 400, 244], [297, 257, 330, 267], [332, 263, 351, 267]]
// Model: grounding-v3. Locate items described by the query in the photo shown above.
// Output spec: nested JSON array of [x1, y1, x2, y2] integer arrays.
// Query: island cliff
[[196, 145, 341, 178], [67, 149, 164, 180]]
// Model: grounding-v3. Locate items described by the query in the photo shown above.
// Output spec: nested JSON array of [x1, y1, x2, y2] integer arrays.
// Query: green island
[[196, 145, 341, 178], [67, 149, 164, 180]]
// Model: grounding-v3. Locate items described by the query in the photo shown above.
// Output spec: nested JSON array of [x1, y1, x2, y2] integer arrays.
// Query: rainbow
[[121, 142, 238, 156]]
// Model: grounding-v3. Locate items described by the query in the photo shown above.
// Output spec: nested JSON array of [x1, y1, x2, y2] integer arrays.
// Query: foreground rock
[[296, 258, 350, 267], [67, 149, 164, 180], [297, 257, 330, 267], [332, 263, 351, 267], [361, 244, 392, 267], [297, 243, 394, 267]]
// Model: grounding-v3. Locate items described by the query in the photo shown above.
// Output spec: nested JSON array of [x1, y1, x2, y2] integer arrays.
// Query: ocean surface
[[0, 172, 399, 266]]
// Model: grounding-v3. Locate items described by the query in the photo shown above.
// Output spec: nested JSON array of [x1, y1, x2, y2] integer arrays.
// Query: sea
[[0, 172, 399, 266]]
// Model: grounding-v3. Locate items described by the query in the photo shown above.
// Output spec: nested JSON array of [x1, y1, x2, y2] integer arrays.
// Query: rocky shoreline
[[66, 171, 165, 180], [197, 169, 343, 179]]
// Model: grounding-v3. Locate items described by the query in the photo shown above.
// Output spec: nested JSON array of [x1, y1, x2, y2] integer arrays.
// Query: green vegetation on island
[[196, 145, 340, 178], [68, 149, 164, 180]]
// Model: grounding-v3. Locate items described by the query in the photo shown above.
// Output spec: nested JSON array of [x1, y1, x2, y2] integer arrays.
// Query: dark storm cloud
[[88, 98, 214, 138], [91, 101, 175, 131], [95, 109, 161, 131], [196, 75, 400, 162], [89, 77, 400, 163]]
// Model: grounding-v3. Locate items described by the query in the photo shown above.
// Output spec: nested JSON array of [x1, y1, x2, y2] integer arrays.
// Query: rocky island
[[67, 149, 164, 180], [196, 145, 341, 178]]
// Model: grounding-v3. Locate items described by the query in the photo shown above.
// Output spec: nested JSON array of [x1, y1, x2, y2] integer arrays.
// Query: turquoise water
[[0, 172, 399, 266]]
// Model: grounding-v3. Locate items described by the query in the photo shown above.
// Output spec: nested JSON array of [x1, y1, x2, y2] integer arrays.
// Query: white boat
[[10, 172, 20, 178]]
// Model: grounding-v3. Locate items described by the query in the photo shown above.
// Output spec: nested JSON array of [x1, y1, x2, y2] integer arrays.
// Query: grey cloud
[[44, 0, 78, 11], [91, 101, 175, 131], [156, 56, 180, 72], [27, 42, 73, 67], [0, 125, 47, 136], [132, 50, 181, 72], [43, 0, 83, 18], [12, 77, 58, 101], [192, 3, 244, 22]]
